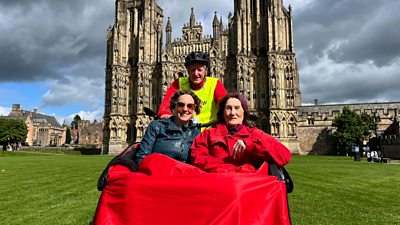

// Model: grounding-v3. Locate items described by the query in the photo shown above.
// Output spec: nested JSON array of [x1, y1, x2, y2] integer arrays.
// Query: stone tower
[[103, 0, 164, 154], [226, 0, 301, 150], [103, 0, 301, 154]]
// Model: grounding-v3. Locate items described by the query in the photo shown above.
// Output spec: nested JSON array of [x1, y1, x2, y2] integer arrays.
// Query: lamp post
[[372, 111, 382, 160]]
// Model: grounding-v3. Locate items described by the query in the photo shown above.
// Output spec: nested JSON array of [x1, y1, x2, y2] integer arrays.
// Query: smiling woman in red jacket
[[191, 92, 292, 173]]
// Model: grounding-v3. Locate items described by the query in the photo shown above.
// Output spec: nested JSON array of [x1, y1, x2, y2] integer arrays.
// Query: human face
[[173, 94, 196, 125], [223, 98, 244, 127], [187, 63, 207, 85]]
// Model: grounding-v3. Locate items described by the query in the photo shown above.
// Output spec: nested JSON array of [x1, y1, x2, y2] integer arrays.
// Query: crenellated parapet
[[298, 102, 400, 129]]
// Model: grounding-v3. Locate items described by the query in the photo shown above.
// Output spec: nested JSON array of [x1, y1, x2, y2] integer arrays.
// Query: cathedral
[[102, 0, 301, 154], [103, 0, 400, 156]]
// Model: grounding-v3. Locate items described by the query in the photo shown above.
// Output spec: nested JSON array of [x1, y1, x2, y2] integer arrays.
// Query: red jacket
[[191, 124, 292, 173], [157, 78, 227, 117]]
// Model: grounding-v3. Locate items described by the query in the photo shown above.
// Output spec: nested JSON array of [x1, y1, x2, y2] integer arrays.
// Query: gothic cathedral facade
[[103, 0, 301, 154]]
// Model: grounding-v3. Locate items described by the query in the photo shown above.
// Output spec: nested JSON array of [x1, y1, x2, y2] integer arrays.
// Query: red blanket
[[93, 154, 290, 225]]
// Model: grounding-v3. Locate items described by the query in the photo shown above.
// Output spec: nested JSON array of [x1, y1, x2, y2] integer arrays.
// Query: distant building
[[6, 104, 66, 146], [297, 101, 400, 155], [70, 119, 103, 148]]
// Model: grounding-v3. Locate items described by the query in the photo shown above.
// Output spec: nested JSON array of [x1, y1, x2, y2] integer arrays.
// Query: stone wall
[[298, 102, 400, 133], [297, 102, 400, 155], [381, 135, 400, 159], [297, 126, 336, 155]]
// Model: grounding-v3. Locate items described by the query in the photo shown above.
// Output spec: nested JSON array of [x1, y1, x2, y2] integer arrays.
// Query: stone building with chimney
[[70, 119, 103, 148], [5, 104, 66, 146]]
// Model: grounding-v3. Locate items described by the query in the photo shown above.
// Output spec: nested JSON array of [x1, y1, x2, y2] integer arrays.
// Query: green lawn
[[286, 156, 400, 225], [1, 151, 399, 225], [0, 151, 112, 225]]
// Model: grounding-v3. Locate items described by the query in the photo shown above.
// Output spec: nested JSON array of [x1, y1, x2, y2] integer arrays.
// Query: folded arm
[[191, 130, 256, 173]]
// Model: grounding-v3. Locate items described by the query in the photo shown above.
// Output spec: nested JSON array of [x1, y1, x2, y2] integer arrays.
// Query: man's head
[[185, 51, 209, 85]]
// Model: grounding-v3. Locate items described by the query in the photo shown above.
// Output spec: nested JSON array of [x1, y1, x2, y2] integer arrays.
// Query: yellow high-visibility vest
[[179, 77, 219, 125]]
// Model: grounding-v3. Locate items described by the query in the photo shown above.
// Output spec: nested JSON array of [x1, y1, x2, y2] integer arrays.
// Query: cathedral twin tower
[[103, 0, 301, 154]]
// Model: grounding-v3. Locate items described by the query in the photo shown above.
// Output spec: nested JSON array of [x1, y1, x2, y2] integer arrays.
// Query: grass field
[[286, 156, 400, 225], [1, 151, 399, 225]]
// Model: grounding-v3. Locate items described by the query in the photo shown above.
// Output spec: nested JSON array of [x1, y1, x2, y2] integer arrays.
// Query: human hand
[[159, 114, 172, 119], [232, 140, 246, 161]]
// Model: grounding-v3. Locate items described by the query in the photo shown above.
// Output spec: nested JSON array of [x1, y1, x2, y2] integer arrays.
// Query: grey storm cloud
[[293, 0, 400, 68], [289, 0, 400, 105], [0, 0, 113, 82], [1, 0, 399, 110], [328, 4, 400, 67]]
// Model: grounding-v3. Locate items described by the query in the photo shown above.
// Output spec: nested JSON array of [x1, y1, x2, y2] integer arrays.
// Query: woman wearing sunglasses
[[134, 90, 202, 166]]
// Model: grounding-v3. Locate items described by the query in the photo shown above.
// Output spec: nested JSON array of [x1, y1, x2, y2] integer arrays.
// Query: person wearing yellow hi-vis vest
[[158, 51, 227, 125]]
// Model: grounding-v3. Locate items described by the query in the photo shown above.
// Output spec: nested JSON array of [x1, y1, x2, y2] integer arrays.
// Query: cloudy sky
[[1, 0, 399, 124]]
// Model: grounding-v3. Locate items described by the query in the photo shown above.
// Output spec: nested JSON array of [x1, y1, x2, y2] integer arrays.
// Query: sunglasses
[[176, 102, 196, 111]]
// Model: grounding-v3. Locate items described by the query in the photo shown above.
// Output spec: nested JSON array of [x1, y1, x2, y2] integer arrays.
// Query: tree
[[65, 127, 72, 145], [71, 115, 82, 129], [71, 115, 82, 144], [361, 113, 378, 136], [0, 118, 28, 147], [332, 106, 375, 155]]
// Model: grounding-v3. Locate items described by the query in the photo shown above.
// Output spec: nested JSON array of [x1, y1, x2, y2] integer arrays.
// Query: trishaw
[[93, 108, 293, 225]]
